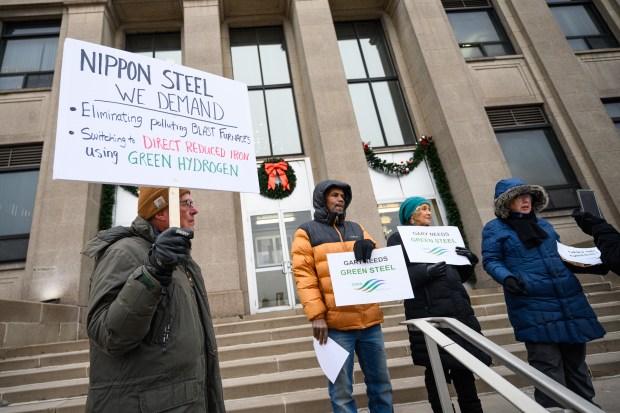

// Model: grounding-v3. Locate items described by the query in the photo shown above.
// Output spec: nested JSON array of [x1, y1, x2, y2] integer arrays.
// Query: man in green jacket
[[82, 187, 225, 412]]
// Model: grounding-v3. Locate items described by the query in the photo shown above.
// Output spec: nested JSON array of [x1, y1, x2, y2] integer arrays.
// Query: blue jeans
[[327, 324, 393, 413]]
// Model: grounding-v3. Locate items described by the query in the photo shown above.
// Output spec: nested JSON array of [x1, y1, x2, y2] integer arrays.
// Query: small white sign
[[53, 38, 258, 193], [313, 338, 350, 384], [397, 226, 470, 266], [327, 246, 413, 307], [557, 242, 602, 266]]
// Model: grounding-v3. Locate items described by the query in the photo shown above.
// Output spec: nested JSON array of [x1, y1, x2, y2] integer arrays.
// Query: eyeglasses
[[182, 199, 196, 208]]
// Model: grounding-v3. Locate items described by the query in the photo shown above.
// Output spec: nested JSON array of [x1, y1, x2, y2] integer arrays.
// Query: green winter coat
[[82, 216, 225, 413]]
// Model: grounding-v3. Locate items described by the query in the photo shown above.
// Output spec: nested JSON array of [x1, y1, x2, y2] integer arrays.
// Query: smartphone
[[577, 189, 603, 219]]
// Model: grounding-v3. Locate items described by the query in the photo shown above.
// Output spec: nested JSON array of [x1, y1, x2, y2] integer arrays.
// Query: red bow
[[265, 162, 290, 191]]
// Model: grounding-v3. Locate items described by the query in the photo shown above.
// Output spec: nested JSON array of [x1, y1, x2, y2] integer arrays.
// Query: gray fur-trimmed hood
[[493, 178, 548, 219]]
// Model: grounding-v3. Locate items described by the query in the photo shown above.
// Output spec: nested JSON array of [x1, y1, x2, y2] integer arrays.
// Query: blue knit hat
[[399, 197, 430, 225]]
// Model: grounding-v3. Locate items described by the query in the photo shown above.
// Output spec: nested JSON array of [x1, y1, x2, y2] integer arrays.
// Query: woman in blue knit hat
[[387, 196, 491, 413]]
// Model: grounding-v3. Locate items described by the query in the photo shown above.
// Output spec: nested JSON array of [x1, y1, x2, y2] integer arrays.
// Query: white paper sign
[[557, 242, 602, 266], [313, 338, 350, 384], [327, 246, 413, 306], [53, 38, 258, 193], [397, 226, 470, 266]]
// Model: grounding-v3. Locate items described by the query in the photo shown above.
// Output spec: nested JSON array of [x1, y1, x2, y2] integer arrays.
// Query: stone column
[[289, 0, 384, 242], [388, 0, 511, 287], [182, 0, 247, 316], [23, 1, 118, 306]]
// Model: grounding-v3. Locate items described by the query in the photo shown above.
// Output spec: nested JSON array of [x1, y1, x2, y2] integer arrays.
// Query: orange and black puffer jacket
[[291, 180, 383, 330]]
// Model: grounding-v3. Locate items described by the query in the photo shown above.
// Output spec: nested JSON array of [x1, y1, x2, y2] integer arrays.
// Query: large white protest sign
[[557, 242, 602, 266], [327, 246, 413, 306], [53, 38, 258, 193], [397, 226, 470, 265]]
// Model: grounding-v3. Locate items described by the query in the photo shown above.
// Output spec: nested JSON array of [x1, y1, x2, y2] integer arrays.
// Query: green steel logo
[[354, 279, 387, 292], [425, 247, 449, 256]]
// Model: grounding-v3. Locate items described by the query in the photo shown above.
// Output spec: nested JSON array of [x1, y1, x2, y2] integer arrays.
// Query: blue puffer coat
[[482, 178, 605, 344]]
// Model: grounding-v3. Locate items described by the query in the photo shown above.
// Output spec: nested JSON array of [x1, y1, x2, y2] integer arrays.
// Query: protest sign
[[557, 241, 602, 266], [397, 226, 470, 265], [327, 246, 413, 306], [53, 38, 258, 193]]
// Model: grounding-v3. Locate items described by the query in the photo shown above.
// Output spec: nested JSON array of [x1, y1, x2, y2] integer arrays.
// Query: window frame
[[0, 144, 42, 263], [443, 3, 515, 59], [487, 106, 580, 211], [335, 20, 416, 148], [547, 0, 619, 51], [602, 98, 620, 134], [0, 20, 61, 91], [124, 31, 182, 64], [229, 26, 303, 158]]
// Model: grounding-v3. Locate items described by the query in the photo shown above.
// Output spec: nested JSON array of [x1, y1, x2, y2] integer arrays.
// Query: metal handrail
[[400, 317, 605, 413]]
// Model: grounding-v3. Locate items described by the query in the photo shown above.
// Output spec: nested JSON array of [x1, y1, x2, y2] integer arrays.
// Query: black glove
[[455, 246, 479, 266], [572, 209, 606, 236], [144, 227, 194, 286], [353, 239, 375, 263], [427, 261, 447, 279], [503, 276, 527, 296]]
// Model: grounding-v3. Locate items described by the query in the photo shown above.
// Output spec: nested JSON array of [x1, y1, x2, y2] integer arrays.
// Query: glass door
[[250, 210, 311, 311]]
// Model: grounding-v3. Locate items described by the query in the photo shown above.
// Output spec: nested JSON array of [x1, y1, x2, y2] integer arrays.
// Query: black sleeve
[[592, 222, 620, 274], [455, 264, 475, 283]]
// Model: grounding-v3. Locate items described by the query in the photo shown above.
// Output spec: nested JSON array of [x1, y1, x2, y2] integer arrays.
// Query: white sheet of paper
[[396, 226, 470, 265], [313, 337, 350, 384], [557, 241, 602, 266], [327, 246, 414, 306]]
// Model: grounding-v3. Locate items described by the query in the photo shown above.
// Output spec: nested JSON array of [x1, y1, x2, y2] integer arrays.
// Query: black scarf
[[503, 212, 548, 249]]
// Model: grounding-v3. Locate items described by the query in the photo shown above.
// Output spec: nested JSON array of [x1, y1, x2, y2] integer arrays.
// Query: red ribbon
[[265, 162, 290, 191]]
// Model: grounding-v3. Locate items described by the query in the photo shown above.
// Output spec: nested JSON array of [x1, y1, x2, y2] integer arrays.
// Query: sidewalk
[[388, 375, 620, 413]]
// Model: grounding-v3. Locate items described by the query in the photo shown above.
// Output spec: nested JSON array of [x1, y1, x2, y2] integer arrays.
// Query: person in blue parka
[[482, 178, 607, 409]]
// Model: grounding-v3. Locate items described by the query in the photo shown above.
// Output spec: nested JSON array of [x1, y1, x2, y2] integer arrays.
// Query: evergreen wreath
[[363, 136, 469, 246], [258, 158, 297, 199]]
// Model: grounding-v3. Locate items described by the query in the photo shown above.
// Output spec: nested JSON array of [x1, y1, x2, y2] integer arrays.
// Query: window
[[336, 21, 416, 148], [230, 27, 302, 157], [442, 0, 515, 59], [547, 0, 619, 51], [125, 32, 182, 64], [0, 21, 60, 91], [486, 107, 579, 210], [602, 99, 620, 134], [0, 145, 42, 262]]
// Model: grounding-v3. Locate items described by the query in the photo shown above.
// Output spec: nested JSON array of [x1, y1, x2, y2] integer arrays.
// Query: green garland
[[98, 185, 138, 230], [258, 158, 297, 199], [363, 136, 468, 247]]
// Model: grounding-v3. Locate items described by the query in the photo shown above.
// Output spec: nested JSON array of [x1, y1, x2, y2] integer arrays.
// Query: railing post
[[424, 332, 453, 412]]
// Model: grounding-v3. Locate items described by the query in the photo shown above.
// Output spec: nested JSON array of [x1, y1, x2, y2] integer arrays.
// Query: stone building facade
[[1, 0, 619, 321]]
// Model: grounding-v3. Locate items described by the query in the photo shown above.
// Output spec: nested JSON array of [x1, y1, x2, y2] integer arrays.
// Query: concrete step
[[5, 329, 620, 390], [0, 341, 88, 361], [0, 378, 88, 405], [0, 351, 89, 374], [0, 363, 89, 388], [3, 325, 620, 406], [0, 281, 617, 412], [5, 352, 618, 413]]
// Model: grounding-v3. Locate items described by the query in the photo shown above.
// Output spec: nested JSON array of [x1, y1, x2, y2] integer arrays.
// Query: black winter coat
[[592, 221, 620, 274], [387, 231, 492, 369]]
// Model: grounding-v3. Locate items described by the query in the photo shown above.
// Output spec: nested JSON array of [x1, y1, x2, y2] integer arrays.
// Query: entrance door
[[250, 210, 311, 310], [241, 158, 315, 314]]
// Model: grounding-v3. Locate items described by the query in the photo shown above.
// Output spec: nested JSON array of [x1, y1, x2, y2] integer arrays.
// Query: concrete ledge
[[0, 300, 81, 350]]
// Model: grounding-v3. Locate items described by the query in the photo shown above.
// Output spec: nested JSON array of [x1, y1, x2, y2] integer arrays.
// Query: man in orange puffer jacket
[[291, 180, 393, 413]]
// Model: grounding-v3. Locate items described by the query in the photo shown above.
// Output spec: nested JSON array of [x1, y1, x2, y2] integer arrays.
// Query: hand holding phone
[[577, 189, 603, 219]]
